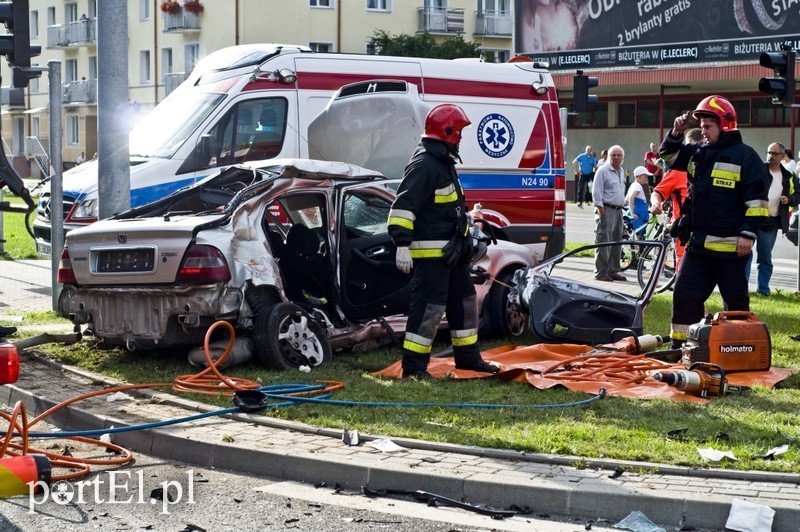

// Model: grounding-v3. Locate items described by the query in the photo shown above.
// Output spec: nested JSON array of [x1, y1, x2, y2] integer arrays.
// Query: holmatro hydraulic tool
[[681, 311, 771, 372]]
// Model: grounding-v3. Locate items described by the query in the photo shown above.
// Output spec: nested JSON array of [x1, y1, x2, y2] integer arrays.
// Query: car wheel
[[487, 269, 528, 339], [253, 302, 332, 370]]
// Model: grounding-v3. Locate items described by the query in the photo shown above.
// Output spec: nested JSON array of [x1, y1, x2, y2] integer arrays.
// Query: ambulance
[[35, 43, 567, 260]]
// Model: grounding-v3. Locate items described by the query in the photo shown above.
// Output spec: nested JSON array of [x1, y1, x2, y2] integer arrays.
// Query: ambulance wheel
[[487, 269, 527, 339], [253, 302, 332, 370]]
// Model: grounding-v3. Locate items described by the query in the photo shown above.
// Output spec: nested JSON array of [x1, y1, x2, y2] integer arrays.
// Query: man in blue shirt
[[573, 145, 597, 207]]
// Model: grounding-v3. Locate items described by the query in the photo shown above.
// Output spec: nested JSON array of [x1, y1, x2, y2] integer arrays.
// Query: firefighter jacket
[[762, 163, 800, 234], [660, 129, 768, 256], [388, 138, 469, 259]]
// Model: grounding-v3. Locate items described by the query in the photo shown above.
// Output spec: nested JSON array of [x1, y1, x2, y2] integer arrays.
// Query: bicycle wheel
[[619, 242, 638, 271], [637, 240, 678, 293]]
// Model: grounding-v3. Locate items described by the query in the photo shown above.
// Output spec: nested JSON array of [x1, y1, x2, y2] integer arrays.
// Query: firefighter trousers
[[401, 259, 481, 373], [671, 250, 750, 343]]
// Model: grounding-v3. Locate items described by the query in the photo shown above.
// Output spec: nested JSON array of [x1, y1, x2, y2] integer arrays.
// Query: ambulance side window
[[189, 97, 288, 172]]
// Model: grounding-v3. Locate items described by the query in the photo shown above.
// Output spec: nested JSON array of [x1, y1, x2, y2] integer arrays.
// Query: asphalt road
[[0, 452, 623, 532], [564, 203, 800, 291]]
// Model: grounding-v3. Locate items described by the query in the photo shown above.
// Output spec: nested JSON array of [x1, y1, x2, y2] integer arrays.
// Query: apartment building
[[2, 0, 513, 178]]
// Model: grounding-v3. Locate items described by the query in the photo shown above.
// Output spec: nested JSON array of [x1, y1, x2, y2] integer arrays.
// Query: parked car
[[57, 159, 535, 369], [511, 241, 668, 345]]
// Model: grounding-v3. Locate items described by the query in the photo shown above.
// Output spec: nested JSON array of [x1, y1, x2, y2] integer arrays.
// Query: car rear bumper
[[59, 284, 243, 346]]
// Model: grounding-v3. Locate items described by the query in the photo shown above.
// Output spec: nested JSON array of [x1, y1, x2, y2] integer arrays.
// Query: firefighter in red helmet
[[387, 104, 499, 379], [659, 95, 768, 347]]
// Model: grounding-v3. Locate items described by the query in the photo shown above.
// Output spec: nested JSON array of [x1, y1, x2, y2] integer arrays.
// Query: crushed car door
[[337, 186, 412, 321]]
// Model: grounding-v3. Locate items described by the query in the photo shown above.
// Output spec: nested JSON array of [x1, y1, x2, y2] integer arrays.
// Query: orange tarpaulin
[[373, 341, 797, 403]]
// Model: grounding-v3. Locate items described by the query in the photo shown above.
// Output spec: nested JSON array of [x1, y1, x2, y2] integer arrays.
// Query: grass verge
[[1, 196, 37, 260], [21, 290, 800, 473]]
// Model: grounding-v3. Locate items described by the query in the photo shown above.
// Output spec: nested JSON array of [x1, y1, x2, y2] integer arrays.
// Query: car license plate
[[36, 241, 51, 256], [97, 249, 155, 273]]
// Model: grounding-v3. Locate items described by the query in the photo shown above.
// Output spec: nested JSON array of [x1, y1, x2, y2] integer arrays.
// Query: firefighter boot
[[401, 353, 431, 380], [455, 358, 500, 374]]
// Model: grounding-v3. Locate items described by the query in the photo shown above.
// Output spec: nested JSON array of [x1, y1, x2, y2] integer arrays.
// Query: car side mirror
[[196, 134, 218, 170]]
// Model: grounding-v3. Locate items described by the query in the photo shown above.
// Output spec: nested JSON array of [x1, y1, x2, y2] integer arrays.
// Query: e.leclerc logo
[[477, 113, 514, 158]]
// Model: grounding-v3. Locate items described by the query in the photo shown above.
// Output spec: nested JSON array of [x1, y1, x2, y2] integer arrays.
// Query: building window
[[365, 42, 377, 54], [139, 0, 150, 20], [637, 101, 658, 128], [67, 115, 80, 146], [184, 43, 200, 73], [162, 48, 173, 80], [31, 63, 40, 92], [88, 0, 97, 19], [32, 117, 40, 139], [310, 0, 333, 7], [65, 2, 78, 23], [617, 102, 636, 127], [30, 10, 38, 39], [367, 0, 391, 11], [47, 7, 56, 26], [140, 50, 151, 84], [568, 102, 609, 128], [309, 42, 333, 53], [732, 99, 751, 126], [89, 56, 97, 80], [478, 0, 509, 11], [65, 58, 78, 82], [481, 49, 509, 63]]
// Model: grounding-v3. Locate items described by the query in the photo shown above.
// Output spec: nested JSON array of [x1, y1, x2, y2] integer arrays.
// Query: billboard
[[514, 0, 800, 70]]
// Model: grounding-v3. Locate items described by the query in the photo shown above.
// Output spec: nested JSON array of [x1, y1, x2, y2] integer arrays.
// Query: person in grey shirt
[[593, 145, 627, 281]]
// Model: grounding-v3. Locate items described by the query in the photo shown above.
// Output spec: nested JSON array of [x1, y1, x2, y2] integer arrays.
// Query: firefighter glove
[[396, 246, 413, 274]]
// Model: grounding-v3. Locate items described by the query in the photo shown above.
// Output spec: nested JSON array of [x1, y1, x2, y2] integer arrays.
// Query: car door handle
[[365, 246, 388, 258]]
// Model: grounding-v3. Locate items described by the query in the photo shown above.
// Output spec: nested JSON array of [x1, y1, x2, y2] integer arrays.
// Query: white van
[[35, 44, 567, 259]]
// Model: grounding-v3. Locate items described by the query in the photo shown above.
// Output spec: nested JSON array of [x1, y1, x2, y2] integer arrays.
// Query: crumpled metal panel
[[59, 284, 240, 344]]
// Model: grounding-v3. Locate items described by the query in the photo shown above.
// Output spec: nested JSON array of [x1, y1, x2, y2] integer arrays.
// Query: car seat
[[283, 224, 331, 305]]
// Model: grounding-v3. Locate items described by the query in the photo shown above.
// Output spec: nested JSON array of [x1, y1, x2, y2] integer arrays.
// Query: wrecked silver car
[[511, 241, 667, 345], [58, 160, 535, 369]]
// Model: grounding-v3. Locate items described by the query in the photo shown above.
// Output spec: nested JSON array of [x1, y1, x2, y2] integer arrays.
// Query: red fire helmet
[[423, 104, 471, 146], [693, 95, 737, 132]]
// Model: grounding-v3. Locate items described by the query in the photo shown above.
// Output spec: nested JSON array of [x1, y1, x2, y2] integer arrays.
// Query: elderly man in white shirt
[[592, 145, 627, 282]]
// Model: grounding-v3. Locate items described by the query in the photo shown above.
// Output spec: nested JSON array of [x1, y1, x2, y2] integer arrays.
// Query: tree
[[369, 30, 483, 60]]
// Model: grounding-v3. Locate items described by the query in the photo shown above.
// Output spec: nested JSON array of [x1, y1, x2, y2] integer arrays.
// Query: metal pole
[[48, 60, 63, 312], [0, 188, 4, 254], [97, 0, 130, 219]]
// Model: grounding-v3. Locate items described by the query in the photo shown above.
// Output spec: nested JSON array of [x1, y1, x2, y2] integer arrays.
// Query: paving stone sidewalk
[[2, 353, 798, 531]]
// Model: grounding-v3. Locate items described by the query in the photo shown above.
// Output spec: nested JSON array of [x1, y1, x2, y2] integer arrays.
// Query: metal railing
[[475, 9, 511, 36], [46, 18, 97, 48], [26, 136, 51, 178], [62, 79, 98, 105], [163, 11, 201, 31], [417, 7, 464, 33], [164, 72, 189, 97]]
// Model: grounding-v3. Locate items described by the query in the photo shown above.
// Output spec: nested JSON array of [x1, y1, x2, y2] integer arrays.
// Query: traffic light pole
[[48, 61, 63, 312]]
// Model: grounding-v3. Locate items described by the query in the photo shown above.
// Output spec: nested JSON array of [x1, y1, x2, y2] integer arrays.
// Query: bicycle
[[636, 205, 678, 293], [619, 203, 666, 271]]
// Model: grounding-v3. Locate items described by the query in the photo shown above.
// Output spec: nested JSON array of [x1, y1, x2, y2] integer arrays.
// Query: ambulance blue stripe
[[130, 177, 199, 207], [459, 173, 558, 190]]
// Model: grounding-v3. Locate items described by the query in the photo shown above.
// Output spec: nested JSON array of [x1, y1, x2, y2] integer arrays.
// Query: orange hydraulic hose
[[1, 320, 345, 482]]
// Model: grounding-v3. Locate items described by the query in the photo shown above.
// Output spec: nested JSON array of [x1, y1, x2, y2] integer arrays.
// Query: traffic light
[[0, 0, 41, 88], [759, 46, 795, 106], [573, 70, 599, 113]]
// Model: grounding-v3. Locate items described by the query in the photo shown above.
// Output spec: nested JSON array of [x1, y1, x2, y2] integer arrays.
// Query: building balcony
[[417, 7, 464, 34], [163, 10, 201, 32], [164, 72, 189, 97], [474, 10, 511, 36], [62, 79, 98, 105], [46, 18, 97, 49]]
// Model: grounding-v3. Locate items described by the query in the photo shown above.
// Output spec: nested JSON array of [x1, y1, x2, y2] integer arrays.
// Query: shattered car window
[[342, 192, 390, 237]]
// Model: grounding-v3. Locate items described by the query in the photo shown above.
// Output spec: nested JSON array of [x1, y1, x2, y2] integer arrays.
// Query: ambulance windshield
[[130, 92, 226, 159]]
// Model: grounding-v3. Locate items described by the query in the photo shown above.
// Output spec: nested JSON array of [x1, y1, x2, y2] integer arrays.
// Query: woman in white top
[[782, 148, 797, 174]]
